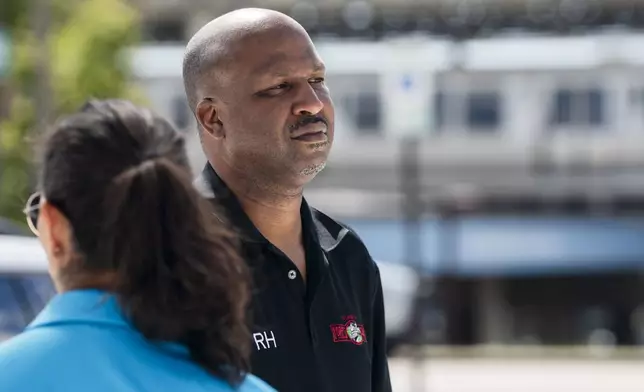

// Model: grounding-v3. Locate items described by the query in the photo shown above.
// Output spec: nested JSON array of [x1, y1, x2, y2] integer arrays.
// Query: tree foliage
[[0, 0, 142, 225]]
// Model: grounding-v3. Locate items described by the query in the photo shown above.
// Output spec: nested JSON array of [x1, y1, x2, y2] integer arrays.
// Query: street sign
[[0, 29, 10, 77], [384, 71, 432, 138]]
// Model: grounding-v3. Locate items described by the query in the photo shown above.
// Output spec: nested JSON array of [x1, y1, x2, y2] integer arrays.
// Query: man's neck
[[213, 161, 304, 248], [238, 194, 303, 247]]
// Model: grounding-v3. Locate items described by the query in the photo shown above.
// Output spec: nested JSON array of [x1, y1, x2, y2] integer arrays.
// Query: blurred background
[[3, 0, 644, 390]]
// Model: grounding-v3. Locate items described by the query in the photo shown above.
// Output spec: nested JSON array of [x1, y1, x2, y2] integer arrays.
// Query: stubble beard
[[300, 161, 327, 177], [300, 140, 330, 177]]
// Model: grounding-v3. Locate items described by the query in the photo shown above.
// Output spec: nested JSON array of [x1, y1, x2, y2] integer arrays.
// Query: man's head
[[183, 8, 334, 191]]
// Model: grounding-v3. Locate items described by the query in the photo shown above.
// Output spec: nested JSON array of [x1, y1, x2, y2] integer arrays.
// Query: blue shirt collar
[[27, 289, 189, 356], [27, 289, 128, 330]]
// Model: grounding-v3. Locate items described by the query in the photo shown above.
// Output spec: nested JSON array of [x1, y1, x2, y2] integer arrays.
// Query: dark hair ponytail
[[40, 99, 251, 386], [100, 157, 250, 384]]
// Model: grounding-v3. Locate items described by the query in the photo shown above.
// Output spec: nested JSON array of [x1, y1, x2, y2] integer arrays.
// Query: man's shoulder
[[310, 207, 367, 250], [310, 207, 378, 269], [310, 207, 383, 298], [0, 327, 85, 389]]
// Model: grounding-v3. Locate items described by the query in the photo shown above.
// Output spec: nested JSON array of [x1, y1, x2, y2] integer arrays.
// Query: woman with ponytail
[[0, 99, 274, 392]]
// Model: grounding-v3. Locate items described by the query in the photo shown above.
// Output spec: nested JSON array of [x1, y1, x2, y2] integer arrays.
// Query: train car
[[128, 31, 644, 217]]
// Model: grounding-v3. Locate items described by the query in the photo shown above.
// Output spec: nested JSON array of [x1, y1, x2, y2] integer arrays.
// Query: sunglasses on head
[[23, 192, 42, 236]]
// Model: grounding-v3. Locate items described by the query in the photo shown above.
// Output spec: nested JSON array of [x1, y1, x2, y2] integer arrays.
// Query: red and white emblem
[[330, 315, 367, 345]]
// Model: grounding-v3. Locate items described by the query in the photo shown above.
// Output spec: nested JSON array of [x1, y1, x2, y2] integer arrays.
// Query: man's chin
[[299, 162, 327, 178], [306, 140, 330, 152]]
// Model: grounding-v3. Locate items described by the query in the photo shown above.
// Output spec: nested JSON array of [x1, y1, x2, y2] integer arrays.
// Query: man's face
[[212, 27, 334, 188]]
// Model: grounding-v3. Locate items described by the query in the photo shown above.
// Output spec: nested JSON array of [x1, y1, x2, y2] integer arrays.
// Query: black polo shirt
[[195, 164, 392, 392]]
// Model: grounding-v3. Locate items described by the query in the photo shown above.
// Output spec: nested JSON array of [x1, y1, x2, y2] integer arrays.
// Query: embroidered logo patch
[[330, 315, 367, 345]]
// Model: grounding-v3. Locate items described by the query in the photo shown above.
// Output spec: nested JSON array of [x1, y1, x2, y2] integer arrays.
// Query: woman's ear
[[37, 200, 75, 274]]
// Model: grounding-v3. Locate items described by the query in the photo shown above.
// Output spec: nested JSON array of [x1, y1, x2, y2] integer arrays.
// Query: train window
[[343, 93, 382, 135], [327, 74, 381, 136], [433, 90, 501, 133], [628, 89, 644, 122], [466, 92, 501, 130], [550, 88, 605, 128], [433, 91, 459, 131], [588, 89, 604, 125], [553, 90, 573, 124], [434, 92, 445, 130], [356, 93, 381, 131]]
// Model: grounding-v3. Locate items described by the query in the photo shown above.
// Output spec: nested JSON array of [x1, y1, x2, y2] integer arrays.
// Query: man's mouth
[[290, 122, 328, 143]]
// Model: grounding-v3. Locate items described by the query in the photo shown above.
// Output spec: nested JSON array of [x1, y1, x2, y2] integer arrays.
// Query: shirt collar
[[194, 163, 346, 252], [28, 289, 190, 356], [27, 289, 129, 330]]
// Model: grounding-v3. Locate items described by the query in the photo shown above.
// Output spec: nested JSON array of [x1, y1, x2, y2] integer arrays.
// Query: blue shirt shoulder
[[0, 290, 275, 392]]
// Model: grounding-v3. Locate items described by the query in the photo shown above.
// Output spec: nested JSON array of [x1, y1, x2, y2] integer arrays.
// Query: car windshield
[[0, 274, 55, 340]]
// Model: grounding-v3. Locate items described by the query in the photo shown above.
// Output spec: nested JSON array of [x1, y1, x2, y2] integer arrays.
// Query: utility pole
[[399, 136, 428, 391]]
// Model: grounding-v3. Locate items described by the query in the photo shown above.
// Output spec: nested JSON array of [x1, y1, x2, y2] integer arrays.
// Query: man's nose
[[292, 83, 324, 116]]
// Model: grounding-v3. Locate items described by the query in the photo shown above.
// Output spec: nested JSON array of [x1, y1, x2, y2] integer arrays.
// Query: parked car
[[375, 260, 420, 354], [0, 234, 54, 341], [0, 218, 30, 236]]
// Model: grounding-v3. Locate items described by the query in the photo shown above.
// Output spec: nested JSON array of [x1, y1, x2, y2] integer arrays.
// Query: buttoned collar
[[194, 163, 347, 252]]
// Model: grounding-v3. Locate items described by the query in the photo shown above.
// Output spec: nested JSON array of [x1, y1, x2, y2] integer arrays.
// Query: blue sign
[[401, 74, 413, 91], [0, 29, 10, 76]]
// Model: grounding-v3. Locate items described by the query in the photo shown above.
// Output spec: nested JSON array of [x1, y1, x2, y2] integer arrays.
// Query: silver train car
[[128, 31, 644, 216]]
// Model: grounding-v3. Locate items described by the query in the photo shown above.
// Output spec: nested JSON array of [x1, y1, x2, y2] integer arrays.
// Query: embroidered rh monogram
[[253, 331, 277, 350]]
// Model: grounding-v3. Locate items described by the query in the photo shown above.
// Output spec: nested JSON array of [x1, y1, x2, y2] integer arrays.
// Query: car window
[[0, 274, 55, 339]]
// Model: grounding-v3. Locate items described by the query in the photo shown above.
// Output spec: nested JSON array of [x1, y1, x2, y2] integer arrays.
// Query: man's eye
[[309, 78, 324, 84], [270, 83, 289, 91], [257, 83, 290, 97]]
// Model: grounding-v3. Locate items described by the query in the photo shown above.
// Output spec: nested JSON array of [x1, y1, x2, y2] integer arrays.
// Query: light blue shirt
[[0, 289, 275, 392]]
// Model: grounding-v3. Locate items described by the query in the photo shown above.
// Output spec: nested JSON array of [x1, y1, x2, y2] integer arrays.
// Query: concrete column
[[477, 278, 512, 344]]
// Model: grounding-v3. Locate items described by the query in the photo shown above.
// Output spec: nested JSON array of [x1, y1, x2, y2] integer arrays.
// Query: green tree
[[0, 0, 143, 225]]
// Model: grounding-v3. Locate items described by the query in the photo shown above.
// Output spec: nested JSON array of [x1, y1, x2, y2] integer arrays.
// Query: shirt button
[[288, 270, 297, 280]]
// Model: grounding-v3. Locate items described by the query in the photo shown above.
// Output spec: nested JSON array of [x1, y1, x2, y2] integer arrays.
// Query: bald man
[[185, 8, 392, 392]]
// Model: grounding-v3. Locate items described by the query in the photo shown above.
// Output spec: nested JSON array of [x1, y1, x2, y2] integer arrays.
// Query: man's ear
[[196, 99, 224, 139]]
